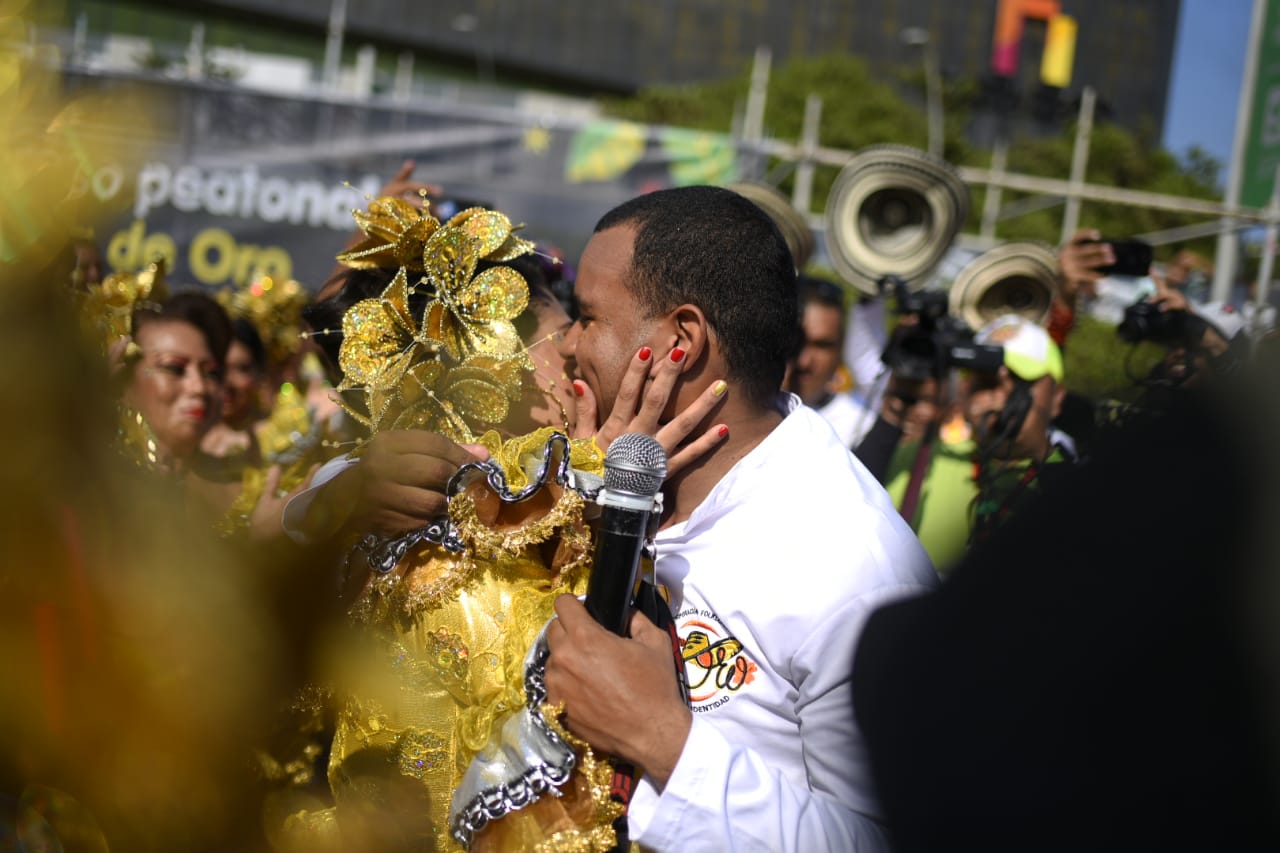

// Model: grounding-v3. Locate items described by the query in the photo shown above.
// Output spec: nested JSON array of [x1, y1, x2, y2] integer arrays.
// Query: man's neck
[[659, 399, 785, 529]]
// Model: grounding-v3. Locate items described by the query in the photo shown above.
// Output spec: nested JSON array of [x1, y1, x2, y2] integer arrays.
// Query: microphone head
[[603, 433, 668, 498]]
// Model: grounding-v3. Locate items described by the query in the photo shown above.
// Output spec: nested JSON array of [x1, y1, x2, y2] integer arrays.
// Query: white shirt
[[281, 453, 356, 544], [629, 395, 936, 852], [816, 391, 876, 449], [845, 298, 889, 416]]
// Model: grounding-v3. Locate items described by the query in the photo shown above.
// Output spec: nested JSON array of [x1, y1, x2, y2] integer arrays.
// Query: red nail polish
[[670, 347, 686, 363], [637, 347, 652, 361], [572, 380, 585, 397], [717, 424, 729, 438]]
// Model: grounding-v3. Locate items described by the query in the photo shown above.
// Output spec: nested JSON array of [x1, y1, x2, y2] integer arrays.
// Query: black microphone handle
[[584, 502, 650, 636]]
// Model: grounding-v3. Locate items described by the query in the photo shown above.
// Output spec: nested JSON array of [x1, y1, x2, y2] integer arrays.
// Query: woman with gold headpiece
[[122, 291, 231, 475], [265, 193, 729, 853], [202, 317, 269, 466], [75, 263, 310, 541]]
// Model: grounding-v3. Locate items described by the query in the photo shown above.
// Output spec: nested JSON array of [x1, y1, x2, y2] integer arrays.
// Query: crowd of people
[[8, 136, 1280, 853]]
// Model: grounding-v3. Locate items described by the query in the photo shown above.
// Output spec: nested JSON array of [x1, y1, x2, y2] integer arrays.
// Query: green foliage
[[604, 52, 1222, 398], [604, 77, 742, 130], [134, 46, 174, 72], [605, 51, 1222, 263], [979, 123, 1222, 257], [1063, 314, 1164, 401], [604, 53, 972, 212]]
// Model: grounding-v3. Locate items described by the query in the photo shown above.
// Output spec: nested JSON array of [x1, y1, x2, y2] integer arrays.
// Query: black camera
[[880, 277, 1004, 380], [1117, 300, 1193, 346], [1083, 238, 1153, 278]]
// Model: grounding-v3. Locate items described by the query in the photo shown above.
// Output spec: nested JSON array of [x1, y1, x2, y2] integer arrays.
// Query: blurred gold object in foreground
[[0, 9, 300, 849]]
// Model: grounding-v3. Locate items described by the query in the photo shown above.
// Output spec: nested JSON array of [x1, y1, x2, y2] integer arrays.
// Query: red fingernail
[[637, 347, 652, 361], [572, 380, 585, 397], [670, 347, 686, 363], [717, 424, 729, 438]]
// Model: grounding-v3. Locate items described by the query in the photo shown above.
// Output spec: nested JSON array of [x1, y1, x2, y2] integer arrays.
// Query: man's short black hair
[[595, 185, 799, 408]]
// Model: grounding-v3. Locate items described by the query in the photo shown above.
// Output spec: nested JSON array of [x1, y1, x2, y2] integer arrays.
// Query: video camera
[[880, 276, 1004, 380], [1117, 300, 1201, 347]]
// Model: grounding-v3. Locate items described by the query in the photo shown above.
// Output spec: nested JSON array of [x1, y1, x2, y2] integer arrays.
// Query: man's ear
[[669, 303, 709, 362]]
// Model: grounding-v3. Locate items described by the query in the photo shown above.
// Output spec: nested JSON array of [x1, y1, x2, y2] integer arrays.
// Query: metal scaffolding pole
[[1212, 0, 1266, 303]]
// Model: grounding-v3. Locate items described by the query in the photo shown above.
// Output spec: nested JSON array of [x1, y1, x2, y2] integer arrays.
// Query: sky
[[1162, 0, 1254, 168]]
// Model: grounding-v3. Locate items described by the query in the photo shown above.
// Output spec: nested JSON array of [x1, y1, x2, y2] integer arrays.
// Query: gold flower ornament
[[333, 198, 538, 444]]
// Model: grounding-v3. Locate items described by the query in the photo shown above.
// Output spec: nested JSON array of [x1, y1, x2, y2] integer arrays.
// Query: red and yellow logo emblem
[[679, 618, 757, 705]]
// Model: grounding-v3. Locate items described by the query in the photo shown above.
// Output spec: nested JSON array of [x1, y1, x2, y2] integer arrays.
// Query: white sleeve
[[280, 454, 358, 544], [632, 715, 891, 853], [631, 585, 925, 853]]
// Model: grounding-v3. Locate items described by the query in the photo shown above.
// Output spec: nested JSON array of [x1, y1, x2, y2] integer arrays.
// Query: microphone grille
[[603, 433, 668, 497]]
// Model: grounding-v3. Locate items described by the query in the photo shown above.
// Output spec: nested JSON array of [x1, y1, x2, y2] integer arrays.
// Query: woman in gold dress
[[268, 198, 728, 853]]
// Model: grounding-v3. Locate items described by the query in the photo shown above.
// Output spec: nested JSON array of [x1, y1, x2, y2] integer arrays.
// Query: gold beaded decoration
[[332, 195, 539, 445]]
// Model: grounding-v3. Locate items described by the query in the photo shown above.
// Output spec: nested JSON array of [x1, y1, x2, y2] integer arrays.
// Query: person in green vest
[[964, 314, 1076, 549], [882, 314, 1074, 574]]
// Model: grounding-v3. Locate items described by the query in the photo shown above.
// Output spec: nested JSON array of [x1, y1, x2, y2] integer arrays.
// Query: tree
[[603, 51, 1222, 262], [604, 53, 964, 214], [993, 122, 1222, 255], [602, 53, 1227, 399]]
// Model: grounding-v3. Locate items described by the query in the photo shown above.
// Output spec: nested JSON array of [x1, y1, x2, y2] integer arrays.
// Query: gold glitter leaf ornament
[[337, 196, 441, 271], [446, 208, 511, 255], [447, 207, 537, 263], [337, 269, 419, 390], [78, 260, 168, 354], [420, 238, 529, 362], [332, 195, 541, 444], [382, 355, 525, 441]]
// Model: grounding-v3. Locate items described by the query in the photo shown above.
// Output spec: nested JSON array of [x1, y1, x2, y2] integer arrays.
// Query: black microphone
[[585, 433, 668, 636]]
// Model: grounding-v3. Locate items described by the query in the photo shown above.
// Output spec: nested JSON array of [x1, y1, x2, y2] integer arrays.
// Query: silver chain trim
[[357, 431, 578, 575], [448, 626, 577, 848]]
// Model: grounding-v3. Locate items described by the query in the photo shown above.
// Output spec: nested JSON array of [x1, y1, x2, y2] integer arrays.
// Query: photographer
[[861, 311, 1077, 572], [1092, 275, 1251, 439], [1122, 277, 1247, 388], [965, 315, 1077, 548], [854, 286, 1002, 572], [1049, 228, 1114, 346], [854, 283, 971, 484], [856, 359, 974, 571]]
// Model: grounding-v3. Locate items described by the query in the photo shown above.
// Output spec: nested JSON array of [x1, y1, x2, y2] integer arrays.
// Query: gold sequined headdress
[[217, 274, 309, 370], [77, 259, 168, 358], [331, 198, 538, 444], [72, 259, 169, 469]]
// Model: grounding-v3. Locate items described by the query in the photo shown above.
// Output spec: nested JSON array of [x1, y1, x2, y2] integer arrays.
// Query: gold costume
[[270, 198, 623, 852], [275, 430, 618, 852]]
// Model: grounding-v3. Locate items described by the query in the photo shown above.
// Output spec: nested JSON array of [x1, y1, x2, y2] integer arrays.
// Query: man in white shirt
[[544, 186, 936, 852], [787, 274, 876, 449]]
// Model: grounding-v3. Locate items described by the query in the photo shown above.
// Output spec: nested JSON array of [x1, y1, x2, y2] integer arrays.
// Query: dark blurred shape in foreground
[[854, 354, 1280, 851]]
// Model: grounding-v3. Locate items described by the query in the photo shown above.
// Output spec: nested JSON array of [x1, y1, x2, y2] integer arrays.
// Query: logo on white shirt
[[675, 607, 757, 711]]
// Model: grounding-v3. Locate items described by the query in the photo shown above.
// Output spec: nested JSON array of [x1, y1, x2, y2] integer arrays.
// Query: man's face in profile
[[559, 225, 662, 415]]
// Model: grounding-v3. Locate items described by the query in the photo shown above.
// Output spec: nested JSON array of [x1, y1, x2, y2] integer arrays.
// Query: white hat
[[974, 314, 1065, 383]]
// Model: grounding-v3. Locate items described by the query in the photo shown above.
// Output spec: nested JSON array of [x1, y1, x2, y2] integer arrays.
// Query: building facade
[[64, 0, 1181, 138]]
